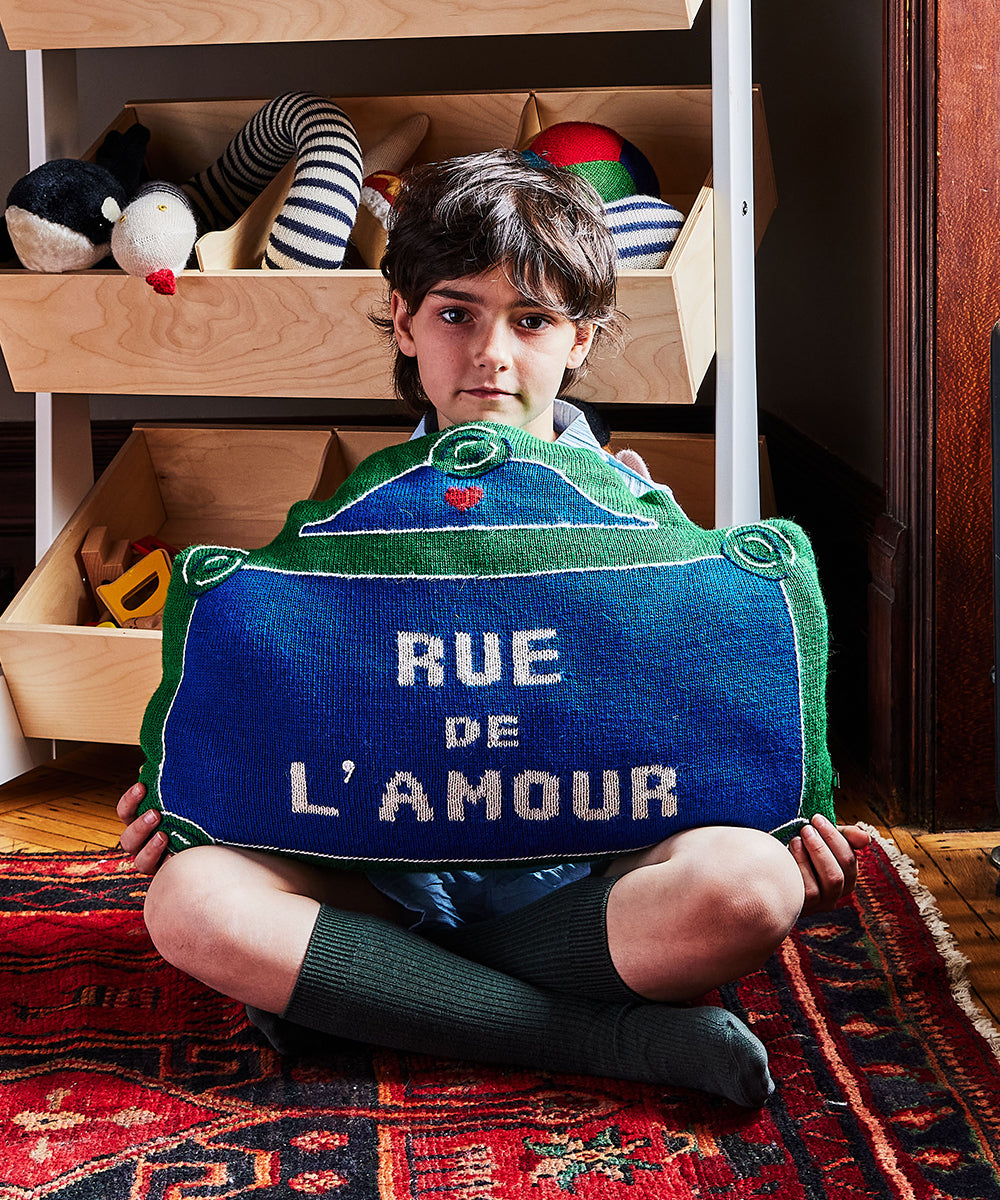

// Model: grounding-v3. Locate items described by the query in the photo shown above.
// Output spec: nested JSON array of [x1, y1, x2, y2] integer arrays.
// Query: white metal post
[[34, 392, 94, 558], [25, 49, 93, 559], [0, 678, 49, 781], [26, 48, 80, 167], [712, 0, 760, 527], [0, 49, 91, 784]]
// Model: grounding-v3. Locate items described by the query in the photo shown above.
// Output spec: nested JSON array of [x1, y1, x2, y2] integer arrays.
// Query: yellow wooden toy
[[96, 548, 172, 625]]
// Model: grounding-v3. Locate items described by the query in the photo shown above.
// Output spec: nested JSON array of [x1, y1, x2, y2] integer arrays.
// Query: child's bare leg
[[603, 826, 805, 1001], [142, 844, 404, 1014], [434, 826, 804, 1003]]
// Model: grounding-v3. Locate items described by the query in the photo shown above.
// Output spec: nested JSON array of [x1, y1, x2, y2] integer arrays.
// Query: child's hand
[[117, 782, 170, 875], [789, 814, 872, 916]]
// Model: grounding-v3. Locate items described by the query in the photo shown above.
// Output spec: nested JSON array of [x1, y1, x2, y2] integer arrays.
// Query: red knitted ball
[[528, 122, 660, 204]]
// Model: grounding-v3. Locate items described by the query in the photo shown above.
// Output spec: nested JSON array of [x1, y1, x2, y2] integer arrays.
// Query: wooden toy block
[[80, 525, 133, 594], [96, 549, 172, 625], [122, 612, 165, 630], [80, 524, 134, 621]]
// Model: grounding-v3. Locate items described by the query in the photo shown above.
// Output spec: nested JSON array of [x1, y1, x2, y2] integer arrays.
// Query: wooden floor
[[2, 742, 1000, 1035]]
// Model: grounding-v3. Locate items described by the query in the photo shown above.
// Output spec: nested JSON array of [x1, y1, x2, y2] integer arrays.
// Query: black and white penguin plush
[[1, 124, 149, 272]]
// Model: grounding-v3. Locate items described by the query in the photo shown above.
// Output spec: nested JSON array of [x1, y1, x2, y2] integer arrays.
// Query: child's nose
[[474, 321, 513, 371]]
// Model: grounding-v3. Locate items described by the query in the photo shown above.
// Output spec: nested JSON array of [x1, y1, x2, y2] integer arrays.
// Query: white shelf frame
[[0, 0, 761, 781], [711, 0, 760, 528]]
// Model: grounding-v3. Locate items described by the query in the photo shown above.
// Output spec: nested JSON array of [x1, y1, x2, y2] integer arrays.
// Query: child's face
[[391, 269, 595, 441]]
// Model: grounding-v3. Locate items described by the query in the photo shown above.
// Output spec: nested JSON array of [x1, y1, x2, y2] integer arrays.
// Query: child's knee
[[640, 826, 802, 960], [143, 846, 236, 969], [728, 829, 806, 949]]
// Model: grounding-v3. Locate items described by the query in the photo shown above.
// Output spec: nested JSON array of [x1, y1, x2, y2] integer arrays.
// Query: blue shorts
[[366, 862, 594, 932]]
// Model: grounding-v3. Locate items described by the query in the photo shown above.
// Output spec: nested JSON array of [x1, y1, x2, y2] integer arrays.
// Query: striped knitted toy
[[603, 194, 686, 269], [138, 424, 836, 869], [182, 91, 362, 270]]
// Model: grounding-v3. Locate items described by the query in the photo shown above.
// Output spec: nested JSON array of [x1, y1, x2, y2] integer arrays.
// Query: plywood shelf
[[0, 0, 705, 52], [0, 86, 775, 407]]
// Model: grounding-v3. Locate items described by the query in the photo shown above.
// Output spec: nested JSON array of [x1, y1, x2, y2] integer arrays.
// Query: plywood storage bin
[[0, 425, 408, 745], [0, 424, 771, 745], [0, 0, 704, 52], [607, 432, 774, 530], [0, 86, 775, 407]]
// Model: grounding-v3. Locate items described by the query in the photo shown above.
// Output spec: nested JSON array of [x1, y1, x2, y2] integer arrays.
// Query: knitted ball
[[528, 122, 659, 204]]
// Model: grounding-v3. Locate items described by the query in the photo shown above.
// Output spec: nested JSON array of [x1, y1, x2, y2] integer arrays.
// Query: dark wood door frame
[[876, 0, 998, 828], [872, 0, 935, 823]]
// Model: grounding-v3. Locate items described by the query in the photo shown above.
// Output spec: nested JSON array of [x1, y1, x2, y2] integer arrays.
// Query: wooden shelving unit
[[0, 86, 774, 406], [0, 0, 764, 782]]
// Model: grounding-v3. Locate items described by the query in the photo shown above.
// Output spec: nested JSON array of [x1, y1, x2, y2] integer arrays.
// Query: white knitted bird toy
[[111, 181, 198, 295]]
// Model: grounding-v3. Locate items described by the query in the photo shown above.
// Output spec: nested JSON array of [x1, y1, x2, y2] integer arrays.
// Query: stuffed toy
[[352, 170, 403, 269], [137, 423, 836, 869], [349, 112, 429, 268], [361, 112, 430, 180], [526, 122, 685, 269], [2, 123, 150, 272], [603, 193, 686, 269], [180, 91, 363, 270], [2, 121, 198, 291], [528, 121, 660, 204], [111, 181, 198, 295]]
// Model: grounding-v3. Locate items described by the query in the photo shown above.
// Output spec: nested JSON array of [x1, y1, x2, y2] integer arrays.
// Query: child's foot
[[615, 1003, 774, 1107], [245, 1004, 311, 1054]]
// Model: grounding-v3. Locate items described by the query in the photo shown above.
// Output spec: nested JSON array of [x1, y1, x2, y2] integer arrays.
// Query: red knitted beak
[[146, 269, 177, 295]]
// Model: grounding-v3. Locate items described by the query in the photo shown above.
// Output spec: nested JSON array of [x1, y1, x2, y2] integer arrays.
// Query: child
[[118, 149, 870, 1109]]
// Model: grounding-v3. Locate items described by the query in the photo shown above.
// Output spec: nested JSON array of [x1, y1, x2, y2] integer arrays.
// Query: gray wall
[[754, 2, 885, 486], [0, 1, 884, 483]]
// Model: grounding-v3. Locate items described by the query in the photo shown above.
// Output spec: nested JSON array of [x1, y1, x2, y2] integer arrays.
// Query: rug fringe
[[858, 822, 1000, 1065]]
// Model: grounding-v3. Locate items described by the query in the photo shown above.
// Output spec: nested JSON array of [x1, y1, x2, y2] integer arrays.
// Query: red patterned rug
[[2, 834, 1000, 1199]]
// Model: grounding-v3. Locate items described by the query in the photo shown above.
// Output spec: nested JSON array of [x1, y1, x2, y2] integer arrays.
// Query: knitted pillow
[[138, 424, 836, 868]]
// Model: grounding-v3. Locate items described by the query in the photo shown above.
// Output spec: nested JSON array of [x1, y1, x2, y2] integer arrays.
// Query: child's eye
[[439, 308, 469, 325], [519, 314, 554, 331]]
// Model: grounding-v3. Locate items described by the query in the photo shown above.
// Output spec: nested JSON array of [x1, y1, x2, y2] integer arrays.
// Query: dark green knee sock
[[429, 874, 641, 1001], [282, 904, 773, 1108]]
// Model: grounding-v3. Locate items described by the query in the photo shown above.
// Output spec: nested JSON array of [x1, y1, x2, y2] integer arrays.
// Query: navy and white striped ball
[[603, 194, 686, 269], [182, 92, 362, 271]]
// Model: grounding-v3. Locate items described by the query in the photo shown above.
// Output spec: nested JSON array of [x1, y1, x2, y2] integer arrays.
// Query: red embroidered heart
[[445, 485, 485, 513]]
